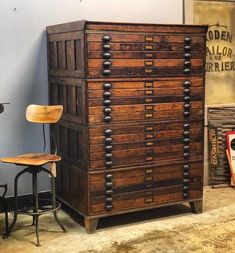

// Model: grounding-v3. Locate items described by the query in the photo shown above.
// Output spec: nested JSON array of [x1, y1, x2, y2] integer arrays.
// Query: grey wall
[[0, 0, 183, 197]]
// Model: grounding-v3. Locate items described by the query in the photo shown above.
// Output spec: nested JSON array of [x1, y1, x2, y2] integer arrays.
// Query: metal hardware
[[145, 90, 153, 95], [145, 53, 153, 58], [106, 189, 113, 196], [103, 35, 111, 42], [146, 134, 154, 139], [103, 99, 111, 106], [184, 103, 191, 110], [145, 113, 153, 118], [145, 126, 153, 131], [146, 169, 153, 174], [183, 111, 191, 117], [184, 138, 191, 144], [146, 156, 153, 161], [106, 181, 113, 188], [184, 164, 190, 171], [184, 69, 191, 74], [145, 176, 153, 181], [105, 145, 112, 151], [105, 137, 112, 144], [103, 107, 112, 114], [184, 61, 191, 68], [184, 131, 190, 137], [145, 198, 153, 203], [106, 197, 113, 202], [183, 185, 189, 191], [103, 83, 112, 90], [184, 80, 191, 88], [103, 69, 111, 76], [103, 44, 111, 51], [145, 98, 153, 103], [104, 129, 112, 136], [183, 178, 190, 184], [145, 36, 153, 42], [183, 123, 190, 130], [105, 205, 113, 211], [184, 96, 191, 102], [145, 105, 153, 110], [145, 69, 153, 74], [146, 141, 154, 146], [105, 153, 113, 160], [103, 52, 111, 59], [183, 152, 190, 159], [104, 115, 112, 122], [145, 45, 153, 50], [184, 145, 190, 151], [145, 82, 153, 88], [184, 37, 192, 44], [183, 193, 189, 199], [145, 60, 153, 66], [184, 53, 191, 59], [184, 45, 191, 52], [183, 172, 190, 178], [184, 88, 191, 95], [103, 61, 112, 68], [105, 161, 113, 167], [106, 174, 113, 180]]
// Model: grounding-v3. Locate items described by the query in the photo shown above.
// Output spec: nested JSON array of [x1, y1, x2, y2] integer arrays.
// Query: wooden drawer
[[88, 101, 203, 124], [89, 137, 203, 170], [88, 77, 204, 106], [89, 160, 203, 214], [89, 119, 203, 147]]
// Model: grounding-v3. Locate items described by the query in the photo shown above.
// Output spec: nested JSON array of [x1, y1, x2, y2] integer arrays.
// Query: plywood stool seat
[[1, 153, 61, 166], [1, 105, 66, 246]]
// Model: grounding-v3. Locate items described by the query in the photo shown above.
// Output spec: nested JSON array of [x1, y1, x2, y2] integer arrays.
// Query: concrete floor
[[0, 186, 235, 253]]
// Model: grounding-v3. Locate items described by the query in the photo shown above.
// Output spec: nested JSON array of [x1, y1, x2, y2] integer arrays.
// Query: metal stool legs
[[1, 184, 8, 239], [5, 166, 66, 246]]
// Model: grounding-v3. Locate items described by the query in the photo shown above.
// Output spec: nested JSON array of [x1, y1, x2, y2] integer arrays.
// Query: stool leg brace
[[5, 166, 66, 246], [0, 184, 8, 238]]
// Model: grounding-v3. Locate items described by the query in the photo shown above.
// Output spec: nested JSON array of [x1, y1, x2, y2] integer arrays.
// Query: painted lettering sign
[[206, 23, 235, 72]]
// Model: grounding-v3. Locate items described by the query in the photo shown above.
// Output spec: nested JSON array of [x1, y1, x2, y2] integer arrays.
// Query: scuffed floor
[[0, 186, 235, 253]]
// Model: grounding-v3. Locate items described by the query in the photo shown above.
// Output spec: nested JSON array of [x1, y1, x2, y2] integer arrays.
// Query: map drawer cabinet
[[46, 20, 207, 233]]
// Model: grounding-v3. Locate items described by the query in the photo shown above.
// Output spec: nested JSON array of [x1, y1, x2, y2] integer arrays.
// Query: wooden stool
[[1, 105, 66, 246]]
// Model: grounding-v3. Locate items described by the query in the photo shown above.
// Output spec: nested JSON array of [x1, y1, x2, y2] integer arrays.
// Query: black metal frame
[[4, 165, 66, 246], [0, 184, 8, 238]]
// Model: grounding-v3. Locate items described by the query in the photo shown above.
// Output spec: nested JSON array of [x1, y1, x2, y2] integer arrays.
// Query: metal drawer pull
[[145, 36, 153, 42], [145, 98, 153, 103], [145, 90, 153, 95], [146, 156, 153, 161], [146, 169, 153, 174], [145, 53, 153, 58], [145, 45, 153, 50], [145, 69, 153, 74], [145, 61, 153, 66], [145, 113, 153, 118], [146, 176, 153, 181], [145, 105, 153, 110], [145, 126, 153, 131], [145, 82, 153, 88], [146, 141, 154, 146], [145, 198, 153, 203], [146, 134, 154, 139]]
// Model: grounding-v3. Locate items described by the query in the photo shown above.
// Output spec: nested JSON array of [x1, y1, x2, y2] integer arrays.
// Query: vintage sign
[[194, 0, 235, 104]]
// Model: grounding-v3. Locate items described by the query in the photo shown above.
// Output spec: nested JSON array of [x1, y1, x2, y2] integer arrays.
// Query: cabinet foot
[[84, 217, 99, 234], [189, 200, 203, 214]]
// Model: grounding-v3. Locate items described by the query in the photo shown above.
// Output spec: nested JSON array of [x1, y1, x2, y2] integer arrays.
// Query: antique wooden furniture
[[46, 20, 207, 233], [1, 105, 66, 246], [0, 102, 9, 238]]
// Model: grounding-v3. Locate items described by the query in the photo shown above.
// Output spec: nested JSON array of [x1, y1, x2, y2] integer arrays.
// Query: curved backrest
[[26, 105, 63, 123]]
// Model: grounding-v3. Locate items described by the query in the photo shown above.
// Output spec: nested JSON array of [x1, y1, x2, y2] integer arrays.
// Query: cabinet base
[[84, 217, 99, 234], [189, 200, 203, 214]]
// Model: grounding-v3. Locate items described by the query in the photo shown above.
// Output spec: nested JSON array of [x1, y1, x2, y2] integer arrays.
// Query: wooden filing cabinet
[[46, 20, 207, 233]]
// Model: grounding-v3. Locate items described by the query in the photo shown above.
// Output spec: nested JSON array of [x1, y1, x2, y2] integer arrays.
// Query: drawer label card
[[145, 126, 153, 132], [145, 61, 153, 66], [145, 113, 153, 118], [146, 141, 154, 146], [145, 98, 153, 103], [145, 82, 153, 88], [145, 53, 153, 58], [145, 90, 153, 95], [145, 36, 153, 42], [145, 45, 153, 50], [146, 134, 154, 139]]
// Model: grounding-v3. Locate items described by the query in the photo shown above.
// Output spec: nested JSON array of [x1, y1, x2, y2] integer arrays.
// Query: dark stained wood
[[189, 200, 203, 213], [47, 20, 207, 232]]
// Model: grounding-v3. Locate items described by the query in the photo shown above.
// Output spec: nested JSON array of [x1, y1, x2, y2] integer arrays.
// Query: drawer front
[[88, 77, 203, 106], [86, 32, 206, 78], [89, 160, 203, 214], [88, 101, 203, 124], [89, 120, 203, 147], [89, 137, 203, 170]]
